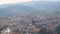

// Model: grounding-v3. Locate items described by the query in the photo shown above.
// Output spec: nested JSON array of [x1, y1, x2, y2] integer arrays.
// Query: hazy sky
[[0, 0, 32, 5], [0, 0, 60, 5]]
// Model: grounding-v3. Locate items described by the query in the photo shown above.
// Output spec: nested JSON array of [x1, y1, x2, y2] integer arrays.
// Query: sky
[[0, 0, 32, 5], [0, 0, 60, 5]]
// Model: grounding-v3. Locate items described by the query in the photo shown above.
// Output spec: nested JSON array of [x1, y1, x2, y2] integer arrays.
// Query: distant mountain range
[[0, 1, 60, 16]]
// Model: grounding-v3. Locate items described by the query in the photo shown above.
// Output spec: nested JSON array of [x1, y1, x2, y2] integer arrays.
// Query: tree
[[0, 26, 4, 31]]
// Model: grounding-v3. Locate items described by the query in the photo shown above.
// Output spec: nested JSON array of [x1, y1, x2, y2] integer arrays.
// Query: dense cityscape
[[0, 1, 60, 34], [0, 14, 60, 34]]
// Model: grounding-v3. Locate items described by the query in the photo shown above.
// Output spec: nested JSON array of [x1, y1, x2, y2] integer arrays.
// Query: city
[[0, 0, 60, 34]]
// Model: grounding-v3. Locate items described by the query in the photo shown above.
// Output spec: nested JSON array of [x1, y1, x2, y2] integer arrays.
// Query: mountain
[[0, 1, 60, 16], [0, 4, 33, 16], [19, 1, 60, 10]]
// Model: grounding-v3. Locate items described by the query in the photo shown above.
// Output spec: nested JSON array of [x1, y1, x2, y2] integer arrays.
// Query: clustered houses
[[0, 23, 56, 34], [1, 27, 12, 34], [0, 15, 60, 34], [1, 25, 40, 34]]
